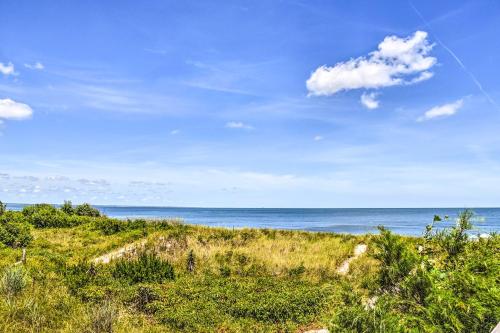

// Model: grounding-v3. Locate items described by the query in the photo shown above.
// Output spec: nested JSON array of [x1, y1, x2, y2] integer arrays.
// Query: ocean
[[7, 204, 500, 236]]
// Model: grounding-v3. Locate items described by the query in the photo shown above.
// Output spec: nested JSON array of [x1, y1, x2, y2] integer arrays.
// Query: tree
[[61, 200, 74, 215]]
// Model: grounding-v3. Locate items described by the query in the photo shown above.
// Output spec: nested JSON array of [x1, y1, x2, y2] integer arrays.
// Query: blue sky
[[1, 0, 500, 207]]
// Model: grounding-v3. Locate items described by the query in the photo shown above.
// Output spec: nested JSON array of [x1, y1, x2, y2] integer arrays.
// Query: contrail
[[409, 1, 498, 109]]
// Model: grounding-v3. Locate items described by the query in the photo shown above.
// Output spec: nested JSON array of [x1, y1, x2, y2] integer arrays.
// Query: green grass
[[0, 203, 498, 332]]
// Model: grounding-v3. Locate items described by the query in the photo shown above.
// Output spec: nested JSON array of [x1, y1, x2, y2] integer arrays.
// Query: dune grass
[[0, 203, 497, 332]]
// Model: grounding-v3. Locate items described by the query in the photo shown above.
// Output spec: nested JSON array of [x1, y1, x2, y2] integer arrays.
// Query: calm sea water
[[7, 204, 500, 236]]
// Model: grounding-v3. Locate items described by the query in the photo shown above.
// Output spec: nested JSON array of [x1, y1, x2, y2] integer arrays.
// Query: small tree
[[61, 200, 74, 215], [373, 226, 416, 291]]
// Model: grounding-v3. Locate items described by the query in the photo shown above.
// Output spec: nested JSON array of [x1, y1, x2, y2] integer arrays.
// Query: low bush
[[1, 266, 29, 298], [156, 276, 327, 331], [63, 260, 99, 294], [330, 211, 500, 333], [89, 300, 117, 333], [74, 203, 101, 217], [93, 218, 147, 235], [0, 211, 33, 247], [112, 253, 174, 284]]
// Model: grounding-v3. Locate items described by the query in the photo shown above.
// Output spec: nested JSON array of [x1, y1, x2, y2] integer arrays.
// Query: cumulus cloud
[[418, 99, 463, 122], [225, 121, 254, 130], [24, 62, 44, 70], [360, 92, 380, 109], [0, 99, 33, 120], [307, 31, 436, 96], [0, 62, 16, 76]]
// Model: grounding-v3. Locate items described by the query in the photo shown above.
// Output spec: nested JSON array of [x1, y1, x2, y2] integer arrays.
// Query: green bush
[[21, 203, 97, 228], [89, 300, 118, 333], [0, 211, 33, 247], [63, 260, 99, 294], [61, 200, 74, 215], [330, 211, 500, 333], [1, 266, 30, 298], [74, 203, 101, 217], [156, 276, 327, 330], [112, 253, 174, 284], [372, 226, 416, 291], [93, 218, 147, 235]]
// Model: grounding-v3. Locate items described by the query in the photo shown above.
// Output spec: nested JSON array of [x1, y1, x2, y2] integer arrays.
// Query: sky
[[1, 0, 500, 208]]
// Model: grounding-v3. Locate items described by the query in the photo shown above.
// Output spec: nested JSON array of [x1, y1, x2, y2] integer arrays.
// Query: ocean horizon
[[7, 203, 500, 236]]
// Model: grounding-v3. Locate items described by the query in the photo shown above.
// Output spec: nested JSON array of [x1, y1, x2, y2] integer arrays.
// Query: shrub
[[0, 211, 33, 247], [132, 286, 160, 313], [372, 226, 416, 291], [93, 218, 147, 235], [1, 266, 29, 298], [93, 218, 127, 235], [89, 300, 118, 333], [112, 253, 174, 284], [186, 250, 195, 273], [0, 201, 6, 215], [61, 200, 74, 215], [288, 263, 306, 277], [64, 260, 98, 294], [331, 211, 500, 333], [22, 203, 95, 228], [75, 203, 101, 217]]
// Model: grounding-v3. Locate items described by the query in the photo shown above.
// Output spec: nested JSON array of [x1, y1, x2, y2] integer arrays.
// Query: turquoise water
[[7, 204, 500, 236]]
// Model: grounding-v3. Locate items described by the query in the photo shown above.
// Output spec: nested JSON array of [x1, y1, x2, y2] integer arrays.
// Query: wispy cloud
[[313, 135, 324, 141], [409, 2, 498, 109], [307, 31, 436, 96], [225, 121, 254, 130], [417, 99, 463, 122], [24, 62, 45, 70]]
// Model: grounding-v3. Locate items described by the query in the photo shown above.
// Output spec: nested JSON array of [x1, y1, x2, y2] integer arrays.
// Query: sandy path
[[336, 243, 367, 275], [92, 239, 147, 264]]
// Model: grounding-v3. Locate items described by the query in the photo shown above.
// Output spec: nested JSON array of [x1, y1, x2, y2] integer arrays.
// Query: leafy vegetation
[[0, 202, 497, 332], [330, 210, 499, 333]]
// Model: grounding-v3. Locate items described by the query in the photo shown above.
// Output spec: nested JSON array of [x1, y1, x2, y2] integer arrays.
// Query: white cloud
[[0, 99, 33, 120], [314, 135, 324, 141], [417, 99, 463, 122], [307, 31, 436, 96], [170, 129, 180, 135], [24, 62, 44, 70], [360, 92, 380, 109], [0, 62, 16, 76], [225, 121, 254, 130]]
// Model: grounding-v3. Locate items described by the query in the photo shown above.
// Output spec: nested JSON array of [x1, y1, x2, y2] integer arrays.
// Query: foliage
[[61, 200, 74, 215], [0, 211, 33, 247], [0, 201, 6, 216], [112, 253, 175, 284], [74, 203, 101, 217], [372, 226, 416, 291], [155, 276, 327, 331], [186, 249, 195, 273], [330, 210, 500, 333], [1, 266, 29, 298], [94, 218, 147, 235], [0, 203, 497, 332], [89, 300, 118, 333], [19, 202, 105, 228]]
